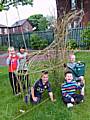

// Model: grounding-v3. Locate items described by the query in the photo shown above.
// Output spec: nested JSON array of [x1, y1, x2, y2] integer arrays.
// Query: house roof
[[0, 24, 7, 28], [11, 19, 28, 27]]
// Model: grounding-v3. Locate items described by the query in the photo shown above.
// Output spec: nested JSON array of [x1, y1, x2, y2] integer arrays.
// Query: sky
[[0, 0, 56, 26]]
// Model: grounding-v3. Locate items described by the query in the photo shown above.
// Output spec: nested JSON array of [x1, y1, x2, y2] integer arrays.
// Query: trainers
[[81, 100, 84, 103], [67, 103, 73, 108], [15, 92, 21, 96]]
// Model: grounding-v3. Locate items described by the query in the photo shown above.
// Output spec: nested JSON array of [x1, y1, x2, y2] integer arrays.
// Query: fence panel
[[0, 30, 54, 49]]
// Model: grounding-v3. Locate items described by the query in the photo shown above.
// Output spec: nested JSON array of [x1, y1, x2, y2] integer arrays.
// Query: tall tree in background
[[28, 14, 49, 31], [56, 0, 63, 21], [0, 0, 33, 11]]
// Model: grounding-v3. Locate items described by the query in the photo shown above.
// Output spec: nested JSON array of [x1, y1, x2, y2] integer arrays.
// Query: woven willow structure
[[16, 10, 84, 99]]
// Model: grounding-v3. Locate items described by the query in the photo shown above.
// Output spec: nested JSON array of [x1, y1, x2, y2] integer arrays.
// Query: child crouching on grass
[[29, 71, 56, 104], [61, 71, 84, 108]]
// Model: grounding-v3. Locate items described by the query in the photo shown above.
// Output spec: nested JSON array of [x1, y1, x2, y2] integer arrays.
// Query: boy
[[30, 71, 55, 104], [64, 54, 85, 96], [61, 71, 84, 108], [6, 47, 19, 95]]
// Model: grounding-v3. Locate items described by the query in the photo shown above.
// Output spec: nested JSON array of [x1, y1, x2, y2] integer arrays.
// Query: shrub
[[81, 27, 90, 49], [0, 45, 8, 51], [66, 39, 78, 50], [29, 34, 48, 50]]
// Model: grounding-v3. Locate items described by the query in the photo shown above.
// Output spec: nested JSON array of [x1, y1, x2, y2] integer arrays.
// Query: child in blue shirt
[[30, 71, 55, 104], [61, 71, 84, 108]]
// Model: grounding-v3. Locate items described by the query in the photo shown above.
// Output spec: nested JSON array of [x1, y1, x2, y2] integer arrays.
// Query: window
[[71, 0, 76, 10]]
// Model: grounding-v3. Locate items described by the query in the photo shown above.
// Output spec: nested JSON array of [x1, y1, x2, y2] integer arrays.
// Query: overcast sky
[[0, 0, 56, 26]]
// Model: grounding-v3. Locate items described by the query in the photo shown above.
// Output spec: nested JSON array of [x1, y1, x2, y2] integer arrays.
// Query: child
[[17, 46, 28, 72], [17, 46, 29, 90], [64, 54, 85, 96], [30, 71, 55, 104], [61, 71, 84, 108], [6, 47, 19, 95]]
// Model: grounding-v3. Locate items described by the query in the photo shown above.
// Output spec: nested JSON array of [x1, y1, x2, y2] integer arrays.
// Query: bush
[[81, 27, 90, 49], [29, 34, 48, 50], [66, 39, 78, 50], [0, 45, 8, 51]]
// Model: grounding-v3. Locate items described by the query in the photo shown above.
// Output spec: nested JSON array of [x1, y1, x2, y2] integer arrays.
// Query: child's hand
[[51, 99, 56, 102], [33, 97, 38, 102], [78, 61, 81, 63], [9, 54, 11, 59], [63, 63, 67, 68], [71, 98, 75, 102]]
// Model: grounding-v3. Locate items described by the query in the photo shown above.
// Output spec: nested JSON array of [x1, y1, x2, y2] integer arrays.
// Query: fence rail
[[0, 27, 90, 49]]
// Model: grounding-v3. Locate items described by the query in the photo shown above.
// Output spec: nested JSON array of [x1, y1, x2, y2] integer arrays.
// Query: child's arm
[[31, 87, 38, 102], [48, 92, 56, 102], [6, 57, 11, 65], [47, 82, 56, 102]]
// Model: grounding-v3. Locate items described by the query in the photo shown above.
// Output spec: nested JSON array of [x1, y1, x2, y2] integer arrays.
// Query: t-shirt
[[6, 55, 19, 72], [67, 62, 76, 69], [17, 52, 28, 71], [66, 62, 78, 78], [61, 80, 82, 98], [33, 79, 52, 97]]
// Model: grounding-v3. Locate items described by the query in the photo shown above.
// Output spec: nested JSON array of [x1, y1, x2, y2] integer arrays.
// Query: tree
[[28, 14, 49, 31], [0, 0, 33, 11], [56, 0, 65, 21]]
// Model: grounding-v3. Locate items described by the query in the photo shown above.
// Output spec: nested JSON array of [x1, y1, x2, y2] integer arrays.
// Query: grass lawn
[[0, 52, 90, 120]]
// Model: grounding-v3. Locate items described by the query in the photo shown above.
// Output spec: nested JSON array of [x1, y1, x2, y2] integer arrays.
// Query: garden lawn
[[0, 52, 90, 120]]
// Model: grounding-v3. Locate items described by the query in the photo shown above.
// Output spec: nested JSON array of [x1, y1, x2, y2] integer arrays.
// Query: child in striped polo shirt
[[61, 71, 84, 108]]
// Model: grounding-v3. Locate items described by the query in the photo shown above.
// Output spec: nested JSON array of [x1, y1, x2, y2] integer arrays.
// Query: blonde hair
[[8, 47, 14, 52]]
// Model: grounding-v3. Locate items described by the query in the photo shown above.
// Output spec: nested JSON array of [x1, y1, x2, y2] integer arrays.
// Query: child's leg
[[62, 96, 74, 108], [79, 76, 85, 96], [9, 72, 15, 94], [62, 96, 72, 104], [72, 94, 84, 104], [13, 72, 18, 94]]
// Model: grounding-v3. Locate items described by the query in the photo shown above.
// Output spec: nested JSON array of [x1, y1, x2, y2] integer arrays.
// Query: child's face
[[69, 55, 75, 63], [20, 48, 25, 53], [65, 73, 73, 83], [42, 74, 48, 84]]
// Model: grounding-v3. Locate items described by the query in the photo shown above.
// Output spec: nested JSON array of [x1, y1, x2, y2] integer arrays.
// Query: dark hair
[[64, 71, 73, 76], [42, 70, 48, 74], [19, 46, 25, 51]]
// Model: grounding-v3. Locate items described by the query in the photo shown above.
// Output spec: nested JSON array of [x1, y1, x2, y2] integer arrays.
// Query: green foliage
[[66, 39, 78, 50], [0, 45, 8, 51], [28, 14, 48, 31], [81, 24, 90, 49], [0, 0, 33, 11], [30, 34, 48, 50], [38, 17, 48, 31]]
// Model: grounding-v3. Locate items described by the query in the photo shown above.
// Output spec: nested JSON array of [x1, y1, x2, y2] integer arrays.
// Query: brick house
[[56, 0, 90, 27], [9, 19, 33, 34]]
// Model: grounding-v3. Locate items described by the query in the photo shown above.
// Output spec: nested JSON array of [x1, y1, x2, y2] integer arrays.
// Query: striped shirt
[[61, 80, 82, 98]]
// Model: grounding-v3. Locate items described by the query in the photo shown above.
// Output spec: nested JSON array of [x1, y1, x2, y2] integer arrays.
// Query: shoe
[[67, 103, 73, 108], [15, 92, 21, 96], [81, 100, 84, 103]]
